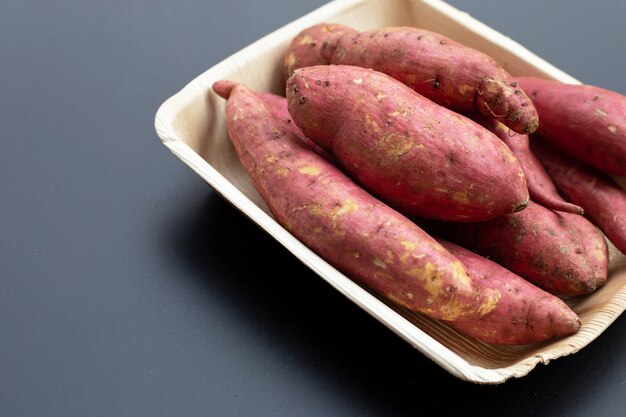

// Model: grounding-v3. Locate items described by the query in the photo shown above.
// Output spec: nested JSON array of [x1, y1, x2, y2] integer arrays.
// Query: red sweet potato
[[438, 239, 581, 345], [516, 77, 626, 176], [431, 201, 604, 296], [213, 80, 500, 321], [531, 140, 626, 254], [284, 24, 539, 134], [474, 116, 583, 214], [283, 23, 356, 82], [287, 65, 529, 222]]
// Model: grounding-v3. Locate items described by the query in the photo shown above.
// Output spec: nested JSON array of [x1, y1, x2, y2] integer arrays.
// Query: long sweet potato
[[287, 65, 529, 222], [284, 24, 539, 134], [438, 239, 581, 345], [516, 77, 626, 176], [474, 116, 583, 214], [531, 140, 626, 254], [213, 80, 500, 321], [430, 201, 605, 296]]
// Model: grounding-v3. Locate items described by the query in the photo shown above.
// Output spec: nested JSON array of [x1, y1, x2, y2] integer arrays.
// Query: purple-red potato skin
[[257, 92, 332, 161], [213, 80, 500, 321], [516, 77, 626, 176], [317, 26, 538, 134], [560, 212, 608, 290], [283, 23, 357, 81], [438, 240, 581, 345], [287, 65, 529, 222], [437, 201, 602, 296], [213, 81, 331, 161], [477, 116, 584, 214], [531, 140, 626, 254]]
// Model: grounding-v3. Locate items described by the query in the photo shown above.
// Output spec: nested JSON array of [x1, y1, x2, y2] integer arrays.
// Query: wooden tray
[[154, 0, 626, 384]]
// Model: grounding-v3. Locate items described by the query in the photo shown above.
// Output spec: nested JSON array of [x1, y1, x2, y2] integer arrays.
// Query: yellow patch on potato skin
[[285, 52, 296, 69], [476, 290, 501, 317], [332, 199, 359, 217], [377, 132, 414, 158], [401, 259, 487, 320], [364, 114, 382, 135], [457, 84, 475, 96], [399, 252, 410, 264], [372, 257, 387, 269], [387, 108, 410, 117], [328, 199, 359, 233], [595, 108, 608, 117], [309, 203, 323, 216], [502, 148, 519, 163], [608, 125, 617, 133], [298, 34, 314, 45], [449, 261, 472, 289], [400, 240, 417, 250], [298, 165, 320, 176], [385, 250, 395, 264], [405, 262, 446, 296], [451, 191, 471, 204], [275, 167, 289, 176]]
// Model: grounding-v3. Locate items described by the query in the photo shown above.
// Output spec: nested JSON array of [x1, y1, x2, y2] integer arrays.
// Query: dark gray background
[[1, 1, 625, 416]]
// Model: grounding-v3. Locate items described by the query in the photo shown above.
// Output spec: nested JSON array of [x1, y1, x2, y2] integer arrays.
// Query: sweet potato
[[474, 115, 583, 214], [283, 23, 356, 82], [284, 24, 539, 134], [430, 201, 604, 296], [286, 65, 529, 222], [438, 239, 581, 345], [531, 140, 626, 254], [516, 77, 626, 176], [213, 80, 500, 321]]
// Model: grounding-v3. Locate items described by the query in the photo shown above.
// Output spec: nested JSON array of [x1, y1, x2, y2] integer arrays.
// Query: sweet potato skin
[[319, 26, 538, 134], [214, 80, 500, 321], [516, 77, 626, 176], [560, 211, 608, 290], [438, 240, 581, 345], [283, 23, 356, 81], [257, 91, 332, 161], [475, 116, 583, 215], [213, 81, 331, 161], [286, 65, 528, 222], [531, 140, 626, 254], [433, 201, 602, 296]]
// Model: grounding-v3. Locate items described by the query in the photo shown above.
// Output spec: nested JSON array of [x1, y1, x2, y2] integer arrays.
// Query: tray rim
[[154, 0, 625, 384]]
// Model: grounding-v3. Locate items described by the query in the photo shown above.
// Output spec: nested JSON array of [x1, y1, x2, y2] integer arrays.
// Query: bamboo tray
[[154, 0, 626, 384]]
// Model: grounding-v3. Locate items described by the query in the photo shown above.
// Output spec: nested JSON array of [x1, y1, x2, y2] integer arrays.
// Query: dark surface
[[1, 0, 625, 416]]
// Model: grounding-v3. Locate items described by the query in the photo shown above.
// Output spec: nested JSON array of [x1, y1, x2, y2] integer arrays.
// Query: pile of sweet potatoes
[[212, 22, 626, 346]]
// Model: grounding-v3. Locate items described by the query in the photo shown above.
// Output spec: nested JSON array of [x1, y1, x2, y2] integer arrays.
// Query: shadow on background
[[164, 190, 626, 416]]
